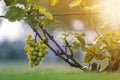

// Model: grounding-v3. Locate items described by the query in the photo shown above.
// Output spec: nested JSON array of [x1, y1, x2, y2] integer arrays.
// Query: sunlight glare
[[99, 0, 120, 26]]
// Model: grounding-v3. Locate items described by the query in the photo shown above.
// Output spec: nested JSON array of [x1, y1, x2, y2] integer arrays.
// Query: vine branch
[[32, 26, 83, 70]]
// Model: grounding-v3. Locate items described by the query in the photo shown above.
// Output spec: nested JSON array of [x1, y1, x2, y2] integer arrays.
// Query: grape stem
[[40, 27, 81, 65], [65, 40, 73, 56]]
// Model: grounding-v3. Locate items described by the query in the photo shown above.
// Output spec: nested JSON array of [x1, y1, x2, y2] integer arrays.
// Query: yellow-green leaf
[[49, 0, 58, 7], [90, 4, 100, 10], [84, 6, 90, 12], [44, 12, 53, 20], [84, 46, 99, 62], [69, 0, 83, 8], [72, 48, 78, 54]]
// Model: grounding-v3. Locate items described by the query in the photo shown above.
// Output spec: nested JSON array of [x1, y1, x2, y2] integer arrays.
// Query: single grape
[[27, 34, 32, 40], [38, 52, 42, 57], [32, 51, 38, 56], [32, 56, 37, 60], [35, 47, 39, 51], [28, 61, 34, 67], [27, 55, 32, 60], [29, 47, 34, 52], [34, 61, 39, 66]]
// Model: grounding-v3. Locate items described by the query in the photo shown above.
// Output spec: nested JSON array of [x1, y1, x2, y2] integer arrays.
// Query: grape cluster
[[24, 34, 48, 67]]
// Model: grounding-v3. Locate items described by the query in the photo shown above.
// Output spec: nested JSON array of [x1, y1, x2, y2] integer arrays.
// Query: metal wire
[[0, 12, 99, 18]]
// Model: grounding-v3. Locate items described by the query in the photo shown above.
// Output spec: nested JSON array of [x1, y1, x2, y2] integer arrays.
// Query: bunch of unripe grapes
[[24, 34, 48, 67]]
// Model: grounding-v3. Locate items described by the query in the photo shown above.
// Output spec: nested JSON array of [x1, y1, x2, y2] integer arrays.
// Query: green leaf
[[44, 12, 53, 20], [4, 0, 17, 6], [17, 0, 27, 5], [73, 42, 80, 47], [74, 33, 86, 51], [81, 33, 86, 37], [49, 0, 58, 7], [77, 37, 86, 49], [84, 46, 99, 62], [88, 46, 99, 53], [26, 14, 38, 27], [72, 48, 78, 54], [37, 6, 46, 13], [79, 37, 85, 45], [5, 6, 26, 22]]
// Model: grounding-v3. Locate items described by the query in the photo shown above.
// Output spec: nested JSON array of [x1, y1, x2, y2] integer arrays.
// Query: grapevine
[[1, 0, 120, 72]]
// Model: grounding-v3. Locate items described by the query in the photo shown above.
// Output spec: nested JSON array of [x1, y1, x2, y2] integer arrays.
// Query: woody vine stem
[[31, 26, 83, 70]]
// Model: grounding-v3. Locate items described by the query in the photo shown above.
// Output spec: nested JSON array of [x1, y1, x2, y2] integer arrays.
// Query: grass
[[0, 62, 120, 80]]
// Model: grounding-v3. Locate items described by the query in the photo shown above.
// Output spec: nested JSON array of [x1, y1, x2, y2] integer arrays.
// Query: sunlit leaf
[[84, 6, 90, 12], [84, 46, 99, 62], [38, 6, 46, 13], [73, 42, 80, 48], [98, 21, 108, 29], [72, 48, 78, 54], [4, 0, 17, 6], [5, 6, 26, 22], [69, 0, 83, 8], [49, 0, 58, 7], [44, 12, 54, 20], [81, 33, 86, 37], [90, 4, 100, 10]]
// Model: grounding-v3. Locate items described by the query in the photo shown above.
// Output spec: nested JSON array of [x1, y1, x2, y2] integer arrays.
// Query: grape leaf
[[4, 0, 17, 6], [69, 0, 83, 8], [84, 46, 99, 62], [49, 0, 58, 7], [17, 0, 27, 5], [72, 48, 78, 54], [5, 7, 26, 22], [44, 12, 53, 20]]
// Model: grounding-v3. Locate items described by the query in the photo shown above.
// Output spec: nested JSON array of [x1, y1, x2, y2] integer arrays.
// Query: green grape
[[28, 61, 34, 67], [26, 40, 31, 45], [24, 46, 27, 51], [29, 47, 34, 52], [32, 51, 38, 56], [40, 40, 44, 44], [35, 47, 39, 51], [27, 55, 32, 60], [38, 52, 42, 57], [43, 49, 48, 54], [26, 51, 29, 54], [34, 61, 39, 66], [32, 56, 37, 60], [37, 57, 42, 61], [39, 48, 44, 52], [27, 34, 32, 40], [25, 35, 49, 67]]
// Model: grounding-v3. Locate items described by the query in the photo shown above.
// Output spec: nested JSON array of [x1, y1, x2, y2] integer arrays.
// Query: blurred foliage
[[35, 0, 100, 30]]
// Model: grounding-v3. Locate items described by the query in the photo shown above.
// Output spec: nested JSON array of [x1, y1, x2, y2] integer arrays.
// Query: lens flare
[[99, 0, 120, 26]]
